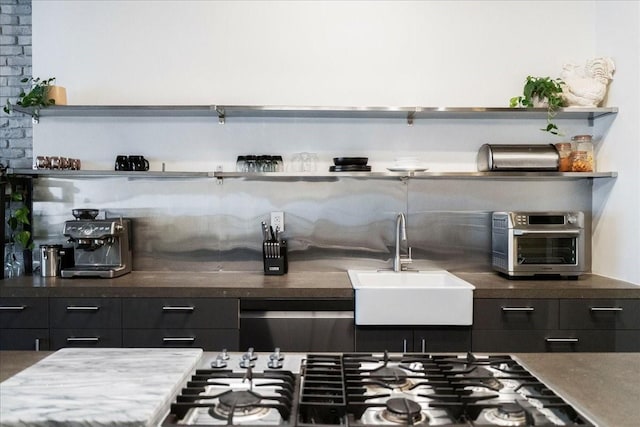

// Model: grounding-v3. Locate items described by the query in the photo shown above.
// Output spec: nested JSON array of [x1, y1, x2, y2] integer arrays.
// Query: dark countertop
[[515, 353, 640, 427], [0, 271, 354, 298], [1, 351, 638, 426], [0, 271, 638, 298]]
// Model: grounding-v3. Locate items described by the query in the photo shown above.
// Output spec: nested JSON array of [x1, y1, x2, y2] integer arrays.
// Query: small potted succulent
[[510, 76, 566, 135], [3, 77, 65, 120]]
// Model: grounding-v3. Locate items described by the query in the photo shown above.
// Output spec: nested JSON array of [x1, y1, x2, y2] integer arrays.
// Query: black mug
[[129, 155, 149, 171], [115, 155, 131, 171]]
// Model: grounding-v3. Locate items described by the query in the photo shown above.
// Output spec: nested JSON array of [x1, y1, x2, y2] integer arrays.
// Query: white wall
[[591, 1, 640, 283], [31, 1, 639, 283], [34, 0, 596, 106]]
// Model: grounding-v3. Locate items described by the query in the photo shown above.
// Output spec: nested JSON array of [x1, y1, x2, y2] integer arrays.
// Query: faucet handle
[[400, 247, 413, 270]]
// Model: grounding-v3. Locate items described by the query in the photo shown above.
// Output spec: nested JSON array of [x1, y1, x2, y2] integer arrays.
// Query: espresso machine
[[61, 209, 133, 278]]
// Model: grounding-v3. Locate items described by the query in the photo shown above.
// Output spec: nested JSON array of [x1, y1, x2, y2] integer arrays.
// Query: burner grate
[[167, 369, 295, 424], [298, 354, 346, 425]]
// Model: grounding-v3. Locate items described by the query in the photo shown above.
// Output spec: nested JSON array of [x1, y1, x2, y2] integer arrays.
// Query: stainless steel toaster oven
[[491, 211, 585, 277]]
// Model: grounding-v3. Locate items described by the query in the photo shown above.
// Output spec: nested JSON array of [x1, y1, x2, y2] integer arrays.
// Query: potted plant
[[510, 76, 566, 135], [3, 77, 64, 120]]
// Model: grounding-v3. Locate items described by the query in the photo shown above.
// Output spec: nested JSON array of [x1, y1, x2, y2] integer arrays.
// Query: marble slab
[[0, 347, 203, 426]]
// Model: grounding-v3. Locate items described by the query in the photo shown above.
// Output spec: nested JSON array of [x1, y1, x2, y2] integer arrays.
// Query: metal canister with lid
[[570, 135, 595, 172], [40, 244, 63, 277]]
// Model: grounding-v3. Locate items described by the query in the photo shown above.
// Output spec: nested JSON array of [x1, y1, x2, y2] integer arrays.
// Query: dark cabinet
[[355, 326, 471, 352], [473, 299, 558, 330], [559, 299, 640, 329], [49, 298, 122, 349], [240, 299, 354, 352], [559, 299, 640, 351], [0, 297, 49, 350], [473, 298, 640, 352], [122, 298, 239, 350]]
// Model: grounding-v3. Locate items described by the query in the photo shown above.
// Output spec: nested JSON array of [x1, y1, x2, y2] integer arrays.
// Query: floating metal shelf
[[10, 104, 618, 125], [10, 169, 617, 180], [9, 169, 214, 179]]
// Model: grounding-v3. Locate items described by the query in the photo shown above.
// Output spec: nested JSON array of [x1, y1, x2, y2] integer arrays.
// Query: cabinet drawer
[[564, 330, 640, 352], [0, 329, 49, 350], [50, 298, 121, 328], [123, 298, 238, 329], [414, 327, 471, 352], [559, 299, 640, 330], [473, 330, 564, 352], [355, 327, 413, 352], [0, 297, 48, 328], [122, 329, 239, 351], [240, 316, 354, 352], [474, 299, 558, 330], [50, 328, 122, 349]]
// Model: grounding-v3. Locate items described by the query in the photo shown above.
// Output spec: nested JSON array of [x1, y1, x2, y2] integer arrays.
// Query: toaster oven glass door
[[515, 235, 578, 265]]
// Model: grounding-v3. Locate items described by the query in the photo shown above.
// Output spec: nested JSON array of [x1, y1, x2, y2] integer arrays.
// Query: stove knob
[[269, 347, 284, 361], [239, 357, 255, 369], [267, 347, 284, 369], [219, 348, 230, 360], [242, 347, 257, 361], [211, 356, 227, 369], [267, 358, 283, 369]]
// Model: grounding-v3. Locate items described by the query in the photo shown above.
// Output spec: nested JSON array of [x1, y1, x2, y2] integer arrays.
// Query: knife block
[[263, 240, 288, 275]]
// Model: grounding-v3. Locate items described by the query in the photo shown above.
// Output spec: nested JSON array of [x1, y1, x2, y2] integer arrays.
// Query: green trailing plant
[[7, 194, 32, 250], [1, 165, 33, 250], [510, 76, 566, 135], [3, 77, 57, 120]]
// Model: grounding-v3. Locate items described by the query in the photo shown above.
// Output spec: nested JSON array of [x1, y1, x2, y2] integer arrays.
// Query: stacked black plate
[[330, 157, 371, 172]]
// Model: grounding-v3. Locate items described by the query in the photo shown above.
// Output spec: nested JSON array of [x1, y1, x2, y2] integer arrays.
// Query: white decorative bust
[[560, 57, 615, 107]]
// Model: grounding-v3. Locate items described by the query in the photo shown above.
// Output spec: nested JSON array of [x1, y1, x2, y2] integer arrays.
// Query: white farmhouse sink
[[348, 269, 475, 326]]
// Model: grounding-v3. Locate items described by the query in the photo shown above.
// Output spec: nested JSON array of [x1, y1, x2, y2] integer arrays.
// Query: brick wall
[[1, 0, 32, 170]]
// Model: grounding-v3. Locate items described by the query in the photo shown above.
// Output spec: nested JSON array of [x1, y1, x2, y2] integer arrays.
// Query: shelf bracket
[[215, 106, 226, 124], [406, 111, 415, 126]]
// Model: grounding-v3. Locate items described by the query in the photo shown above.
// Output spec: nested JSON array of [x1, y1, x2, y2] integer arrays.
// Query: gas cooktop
[[163, 350, 595, 426]]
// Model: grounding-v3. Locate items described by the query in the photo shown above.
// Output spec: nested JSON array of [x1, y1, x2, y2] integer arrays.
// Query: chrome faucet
[[393, 213, 412, 272]]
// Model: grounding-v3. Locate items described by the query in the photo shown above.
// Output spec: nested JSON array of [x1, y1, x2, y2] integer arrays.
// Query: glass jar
[[235, 156, 246, 172], [570, 135, 594, 172], [272, 155, 284, 172], [245, 155, 258, 173], [555, 142, 573, 172]]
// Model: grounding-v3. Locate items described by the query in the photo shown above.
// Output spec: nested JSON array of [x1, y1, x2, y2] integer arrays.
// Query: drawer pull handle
[[546, 338, 579, 343], [0, 305, 27, 311], [501, 307, 535, 312], [162, 337, 196, 343], [162, 306, 195, 312], [66, 306, 100, 311], [67, 337, 100, 343], [590, 307, 623, 312]]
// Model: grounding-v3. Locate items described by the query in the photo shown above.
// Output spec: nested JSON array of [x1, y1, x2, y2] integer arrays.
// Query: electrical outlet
[[271, 211, 284, 232]]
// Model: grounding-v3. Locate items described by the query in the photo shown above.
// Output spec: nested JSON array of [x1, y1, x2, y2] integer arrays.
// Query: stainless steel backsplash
[[32, 177, 592, 272]]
